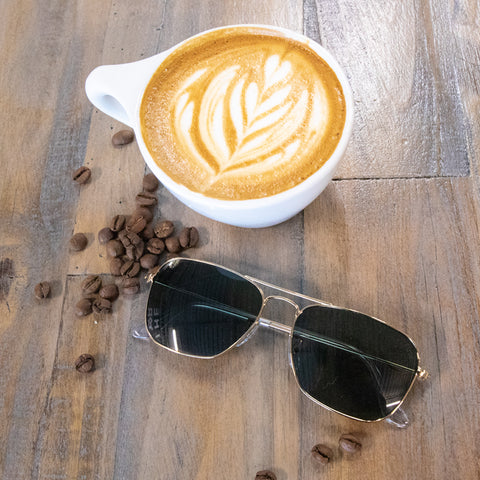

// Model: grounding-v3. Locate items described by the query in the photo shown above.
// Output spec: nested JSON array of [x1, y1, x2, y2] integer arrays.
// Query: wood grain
[[1, 0, 480, 479]]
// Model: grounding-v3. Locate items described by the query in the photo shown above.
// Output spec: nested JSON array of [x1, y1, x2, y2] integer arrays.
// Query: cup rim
[[134, 24, 354, 208]]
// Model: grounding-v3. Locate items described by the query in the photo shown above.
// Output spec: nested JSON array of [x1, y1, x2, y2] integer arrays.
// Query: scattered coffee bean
[[126, 213, 147, 234], [154, 220, 174, 238], [255, 471, 276, 480], [126, 241, 144, 261], [120, 259, 140, 278], [140, 253, 158, 270], [98, 227, 115, 244], [112, 129, 134, 147], [69, 232, 88, 251], [106, 239, 125, 258], [81, 275, 102, 294], [339, 434, 362, 454], [72, 166, 91, 184], [75, 353, 95, 373], [110, 215, 126, 232], [81, 292, 99, 301], [165, 236, 181, 253], [179, 227, 199, 248], [120, 277, 140, 295], [146, 237, 165, 255], [119, 230, 142, 248], [34, 281, 51, 299], [311, 444, 333, 465], [143, 173, 159, 192], [99, 284, 119, 301], [141, 223, 155, 240], [110, 257, 123, 276], [75, 298, 93, 317], [92, 297, 112, 315], [136, 191, 157, 207], [134, 206, 154, 223]]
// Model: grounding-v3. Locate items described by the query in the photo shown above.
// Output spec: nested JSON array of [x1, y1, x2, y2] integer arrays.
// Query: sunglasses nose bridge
[[260, 295, 301, 316]]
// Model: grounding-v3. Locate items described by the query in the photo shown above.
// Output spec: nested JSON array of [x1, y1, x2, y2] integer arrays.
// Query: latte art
[[141, 28, 346, 200]]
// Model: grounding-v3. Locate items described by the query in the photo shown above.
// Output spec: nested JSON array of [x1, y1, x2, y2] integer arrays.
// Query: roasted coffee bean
[[141, 222, 155, 240], [119, 230, 142, 248], [339, 434, 362, 454], [134, 206, 154, 223], [106, 239, 125, 258], [75, 298, 93, 317], [136, 191, 157, 207], [311, 444, 333, 465], [81, 275, 102, 294], [34, 281, 51, 299], [99, 284, 119, 301], [92, 297, 112, 315], [126, 213, 147, 234], [110, 257, 123, 276], [146, 237, 165, 254], [110, 215, 126, 232], [72, 166, 91, 184], [143, 173, 159, 192], [166, 252, 181, 262], [112, 129, 134, 147], [69, 232, 88, 251], [165, 236, 181, 253], [126, 240, 144, 261], [120, 277, 140, 295], [154, 220, 174, 238], [98, 227, 115, 244], [255, 471, 277, 480], [120, 260, 140, 278], [140, 253, 158, 270], [75, 353, 95, 373], [179, 227, 199, 248]]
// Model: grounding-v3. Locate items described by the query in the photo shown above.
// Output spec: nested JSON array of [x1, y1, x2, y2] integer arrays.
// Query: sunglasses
[[142, 257, 428, 424]]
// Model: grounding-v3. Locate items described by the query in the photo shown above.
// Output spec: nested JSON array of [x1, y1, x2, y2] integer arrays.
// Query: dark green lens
[[146, 259, 263, 357], [292, 306, 418, 421]]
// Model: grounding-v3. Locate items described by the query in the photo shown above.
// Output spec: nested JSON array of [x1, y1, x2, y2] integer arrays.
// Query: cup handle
[[85, 52, 169, 127]]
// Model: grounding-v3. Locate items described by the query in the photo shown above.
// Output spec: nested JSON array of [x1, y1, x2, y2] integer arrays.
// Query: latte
[[140, 27, 346, 200]]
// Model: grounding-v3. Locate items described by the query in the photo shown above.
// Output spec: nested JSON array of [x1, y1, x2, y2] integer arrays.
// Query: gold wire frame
[[145, 257, 428, 423]]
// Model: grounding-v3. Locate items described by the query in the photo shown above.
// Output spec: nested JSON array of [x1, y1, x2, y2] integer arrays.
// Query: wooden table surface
[[1, 1, 479, 479]]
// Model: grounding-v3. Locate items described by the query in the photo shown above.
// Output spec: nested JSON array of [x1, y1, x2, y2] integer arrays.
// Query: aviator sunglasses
[[142, 257, 428, 424]]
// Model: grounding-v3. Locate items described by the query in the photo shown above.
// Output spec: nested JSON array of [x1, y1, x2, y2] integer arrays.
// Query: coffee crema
[[140, 27, 346, 200]]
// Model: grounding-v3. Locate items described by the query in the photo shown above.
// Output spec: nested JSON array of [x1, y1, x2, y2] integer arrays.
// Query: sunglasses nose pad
[[235, 322, 260, 347]]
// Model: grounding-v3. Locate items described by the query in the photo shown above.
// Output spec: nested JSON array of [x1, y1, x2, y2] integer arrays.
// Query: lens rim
[[145, 257, 266, 359], [289, 303, 421, 422]]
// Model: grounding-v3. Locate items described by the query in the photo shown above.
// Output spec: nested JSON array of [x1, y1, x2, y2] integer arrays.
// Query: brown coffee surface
[[140, 27, 346, 200]]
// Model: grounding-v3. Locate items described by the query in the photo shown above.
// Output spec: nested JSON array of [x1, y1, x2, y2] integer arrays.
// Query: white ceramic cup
[[85, 24, 353, 228]]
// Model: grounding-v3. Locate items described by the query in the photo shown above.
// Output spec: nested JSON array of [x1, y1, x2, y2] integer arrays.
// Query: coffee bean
[[120, 277, 140, 295], [34, 281, 51, 299], [126, 240, 144, 261], [165, 236, 181, 253], [311, 444, 333, 465], [136, 191, 157, 207], [143, 173, 159, 192], [134, 206, 154, 223], [92, 297, 112, 314], [75, 298, 93, 317], [72, 166, 91, 184], [98, 227, 115, 245], [140, 253, 158, 270], [112, 129, 134, 147], [141, 222, 155, 240], [126, 213, 147, 234], [81, 275, 102, 294], [110, 257, 123, 276], [255, 471, 276, 480], [99, 284, 119, 301], [165, 252, 181, 262], [120, 260, 140, 278], [69, 232, 88, 251], [75, 353, 95, 373], [119, 230, 142, 248], [154, 220, 174, 238], [110, 215, 126, 232], [146, 237, 165, 254], [106, 239, 125, 258], [339, 434, 362, 454], [179, 227, 199, 248]]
